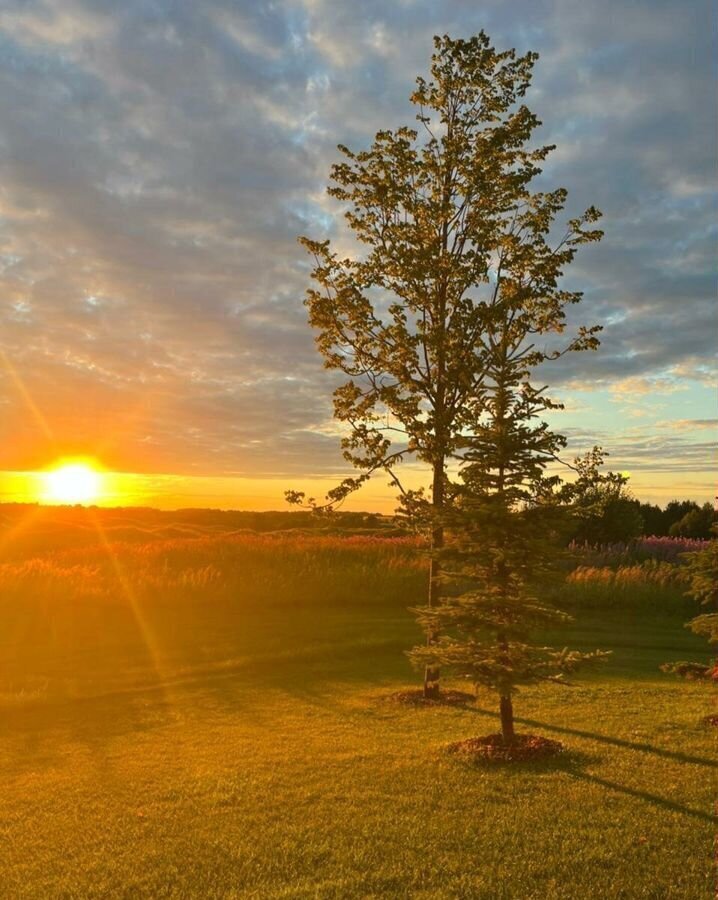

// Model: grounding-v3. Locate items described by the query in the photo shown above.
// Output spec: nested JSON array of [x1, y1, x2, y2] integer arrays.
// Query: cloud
[[661, 418, 718, 432], [608, 374, 688, 401], [0, 0, 714, 487], [561, 425, 715, 475]]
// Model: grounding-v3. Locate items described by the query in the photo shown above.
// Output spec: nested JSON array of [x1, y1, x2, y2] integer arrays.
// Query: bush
[[568, 536, 710, 566]]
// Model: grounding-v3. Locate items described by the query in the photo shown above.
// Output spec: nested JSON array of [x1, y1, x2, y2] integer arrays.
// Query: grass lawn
[[0, 589, 715, 898]]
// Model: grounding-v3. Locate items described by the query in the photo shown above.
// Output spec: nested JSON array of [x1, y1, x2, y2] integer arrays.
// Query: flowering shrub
[[637, 536, 709, 561], [568, 536, 710, 566]]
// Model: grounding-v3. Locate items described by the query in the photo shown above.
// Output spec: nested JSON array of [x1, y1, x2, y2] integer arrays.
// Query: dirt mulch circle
[[447, 732, 565, 763], [701, 714, 718, 728], [385, 688, 476, 707]]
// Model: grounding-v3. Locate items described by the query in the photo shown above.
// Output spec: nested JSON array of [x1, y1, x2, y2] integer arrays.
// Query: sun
[[41, 460, 104, 505]]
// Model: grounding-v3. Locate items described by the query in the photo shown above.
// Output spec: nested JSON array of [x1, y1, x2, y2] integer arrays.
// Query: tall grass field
[[0, 525, 714, 898]]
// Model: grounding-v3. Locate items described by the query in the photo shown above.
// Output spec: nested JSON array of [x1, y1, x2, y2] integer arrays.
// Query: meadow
[[0, 524, 714, 898]]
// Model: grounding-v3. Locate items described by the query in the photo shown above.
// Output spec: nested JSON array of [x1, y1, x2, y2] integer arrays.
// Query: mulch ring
[[447, 733, 565, 763], [385, 688, 476, 707], [702, 714, 718, 728]]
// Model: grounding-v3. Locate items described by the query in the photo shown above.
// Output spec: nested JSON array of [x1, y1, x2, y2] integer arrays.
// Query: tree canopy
[[293, 33, 602, 508]]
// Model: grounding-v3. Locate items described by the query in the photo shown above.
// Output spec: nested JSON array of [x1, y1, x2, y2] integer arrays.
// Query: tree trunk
[[497, 626, 514, 743], [424, 154, 450, 699], [499, 695, 515, 744], [423, 457, 444, 698]]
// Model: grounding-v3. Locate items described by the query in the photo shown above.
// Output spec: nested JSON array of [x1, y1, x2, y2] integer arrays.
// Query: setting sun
[[41, 461, 104, 505]]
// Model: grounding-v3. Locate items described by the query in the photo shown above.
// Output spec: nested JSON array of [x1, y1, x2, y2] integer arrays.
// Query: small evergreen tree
[[662, 529, 718, 680], [409, 285, 609, 744]]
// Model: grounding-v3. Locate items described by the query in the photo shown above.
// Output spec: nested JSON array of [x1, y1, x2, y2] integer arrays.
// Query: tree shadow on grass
[[0, 682, 177, 775], [564, 769, 716, 824], [0, 635, 400, 775], [469, 706, 718, 769], [450, 720, 716, 824], [446, 744, 599, 776]]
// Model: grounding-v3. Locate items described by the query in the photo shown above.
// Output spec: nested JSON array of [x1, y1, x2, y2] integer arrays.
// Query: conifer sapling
[[409, 261, 610, 745]]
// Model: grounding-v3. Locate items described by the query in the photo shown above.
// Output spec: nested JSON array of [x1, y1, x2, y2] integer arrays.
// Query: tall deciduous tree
[[565, 447, 644, 544], [291, 32, 602, 697]]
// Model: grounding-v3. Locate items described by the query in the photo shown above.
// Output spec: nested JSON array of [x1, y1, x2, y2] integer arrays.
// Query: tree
[[636, 501, 664, 536], [669, 503, 716, 540], [409, 289, 608, 743], [565, 448, 643, 544], [661, 531, 718, 680], [291, 32, 602, 697], [662, 499, 700, 535]]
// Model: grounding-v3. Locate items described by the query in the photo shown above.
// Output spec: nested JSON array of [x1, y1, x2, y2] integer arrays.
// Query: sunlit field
[[0, 519, 713, 898]]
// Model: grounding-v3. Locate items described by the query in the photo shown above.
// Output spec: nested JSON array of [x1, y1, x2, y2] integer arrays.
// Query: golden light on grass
[[41, 459, 105, 505]]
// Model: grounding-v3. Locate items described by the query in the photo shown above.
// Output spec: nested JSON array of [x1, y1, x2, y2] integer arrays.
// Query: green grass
[[0, 535, 716, 900], [0, 538, 715, 898]]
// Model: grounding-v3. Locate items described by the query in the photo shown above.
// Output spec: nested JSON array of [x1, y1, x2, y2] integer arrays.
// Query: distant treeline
[[571, 498, 716, 545], [633, 500, 716, 539], [0, 504, 399, 560], [0, 498, 714, 561], [0, 503, 391, 533]]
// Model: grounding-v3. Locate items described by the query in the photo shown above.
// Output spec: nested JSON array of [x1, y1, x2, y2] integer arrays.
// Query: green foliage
[[564, 448, 643, 544], [682, 535, 718, 649], [406, 202, 608, 735], [631, 499, 706, 538], [683, 533, 718, 609], [663, 532, 718, 678], [669, 503, 717, 539], [663, 499, 702, 533], [564, 497, 713, 542], [295, 32, 603, 702], [296, 31, 601, 507], [689, 613, 718, 644], [636, 500, 665, 536]]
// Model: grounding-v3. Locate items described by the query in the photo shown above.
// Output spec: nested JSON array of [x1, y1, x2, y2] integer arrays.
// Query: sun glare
[[42, 460, 104, 505]]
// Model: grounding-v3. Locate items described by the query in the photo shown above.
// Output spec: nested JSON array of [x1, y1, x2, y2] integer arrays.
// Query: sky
[[0, 0, 715, 511]]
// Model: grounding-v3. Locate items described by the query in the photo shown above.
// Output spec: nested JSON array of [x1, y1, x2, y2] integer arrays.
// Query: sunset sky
[[0, 0, 715, 511]]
